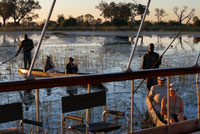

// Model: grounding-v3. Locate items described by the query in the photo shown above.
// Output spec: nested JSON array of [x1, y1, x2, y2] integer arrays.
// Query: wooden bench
[[61, 90, 129, 134], [0, 102, 48, 134]]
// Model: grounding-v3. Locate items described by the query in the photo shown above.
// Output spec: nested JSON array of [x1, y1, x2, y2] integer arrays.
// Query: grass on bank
[[1, 25, 200, 32]]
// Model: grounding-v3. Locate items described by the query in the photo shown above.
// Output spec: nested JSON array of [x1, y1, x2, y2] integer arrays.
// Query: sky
[[35, 0, 200, 23]]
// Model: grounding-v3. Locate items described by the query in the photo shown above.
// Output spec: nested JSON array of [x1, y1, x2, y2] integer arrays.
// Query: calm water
[[0, 31, 200, 133]]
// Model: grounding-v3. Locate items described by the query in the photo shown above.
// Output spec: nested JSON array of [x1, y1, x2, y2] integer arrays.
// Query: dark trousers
[[146, 77, 157, 92], [23, 52, 32, 69]]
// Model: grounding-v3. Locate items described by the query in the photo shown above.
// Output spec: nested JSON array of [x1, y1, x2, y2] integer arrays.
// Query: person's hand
[[177, 113, 184, 121], [149, 104, 153, 110]]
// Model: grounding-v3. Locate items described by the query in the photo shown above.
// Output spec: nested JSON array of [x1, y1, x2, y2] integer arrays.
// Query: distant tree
[[135, 3, 150, 20], [193, 16, 200, 27], [167, 20, 179, 26], [61, 17, 77, 27], [76, 15, 84, 24], [11, 0, 41, 25], [57, 14, 65, 25], [84, 14, 94, 24], [48, 20, 57, 26], [0, 0, 16, 26], [21, 14, 39, 25], [96, 18, 102, 24], [96, 1, 133, 26], [132, 0, 150, 21], [173, 6, 195, 25], [102, 21, 112, 26], [155, 8, 167, 23]]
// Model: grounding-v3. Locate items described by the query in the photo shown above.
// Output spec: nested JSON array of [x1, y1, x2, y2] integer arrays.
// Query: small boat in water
[[18, 68, 106, 90], [18, 68, 85, 78], [145, 97, 166, 127]]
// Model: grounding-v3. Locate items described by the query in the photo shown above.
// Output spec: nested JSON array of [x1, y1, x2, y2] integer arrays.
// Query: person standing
[[141, 43, 161, 92], [15, 34, 34, 69]]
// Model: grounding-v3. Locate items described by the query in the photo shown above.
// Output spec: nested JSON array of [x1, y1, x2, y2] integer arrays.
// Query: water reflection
[[19, 90, 35, 111]]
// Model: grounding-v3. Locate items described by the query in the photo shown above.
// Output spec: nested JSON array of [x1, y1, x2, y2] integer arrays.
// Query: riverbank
[[1, 25, 200, 34]]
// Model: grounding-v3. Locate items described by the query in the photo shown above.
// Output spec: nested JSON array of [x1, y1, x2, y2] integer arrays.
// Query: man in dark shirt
[[141, 43, 161, 92], [15, 34, 34, 69]]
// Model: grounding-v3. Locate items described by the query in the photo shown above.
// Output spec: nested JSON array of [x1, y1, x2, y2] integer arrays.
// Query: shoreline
[[0, 31, 200, 37]]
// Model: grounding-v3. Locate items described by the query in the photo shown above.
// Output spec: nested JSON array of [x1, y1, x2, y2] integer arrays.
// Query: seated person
[[147, 76, 167, 114], [43, 56, 57, 73], [65, 57, 78, 74], [161, 83, 184, 123]]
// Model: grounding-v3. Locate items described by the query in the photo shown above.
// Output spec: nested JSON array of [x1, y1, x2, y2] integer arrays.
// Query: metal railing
[[0, 65, 200, 133]]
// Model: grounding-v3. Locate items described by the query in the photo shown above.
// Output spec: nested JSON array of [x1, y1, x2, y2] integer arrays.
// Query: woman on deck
[[65, 57, 78, 74], [160, 83, 184, 123]]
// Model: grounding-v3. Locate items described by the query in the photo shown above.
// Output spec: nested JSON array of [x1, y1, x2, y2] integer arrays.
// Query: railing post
[[86, 84, 91, 134], [36, 89, 40, 133], [196, 73, 200, 128], [131, 80, 134, 134], [167, 76, 170, 134]]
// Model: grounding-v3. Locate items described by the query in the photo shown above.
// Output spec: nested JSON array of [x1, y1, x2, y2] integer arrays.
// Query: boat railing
[[0, 65, 200, 134]]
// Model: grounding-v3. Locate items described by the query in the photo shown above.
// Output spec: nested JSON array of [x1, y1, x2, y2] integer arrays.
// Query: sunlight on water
[[0, 31, 200, 133]]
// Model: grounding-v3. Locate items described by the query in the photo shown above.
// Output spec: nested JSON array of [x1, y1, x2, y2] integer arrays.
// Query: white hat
[[170, 83, 177, 91]]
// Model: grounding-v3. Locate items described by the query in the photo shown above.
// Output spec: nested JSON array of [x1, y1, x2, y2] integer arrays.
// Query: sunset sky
[[35, 0, 199, 23]]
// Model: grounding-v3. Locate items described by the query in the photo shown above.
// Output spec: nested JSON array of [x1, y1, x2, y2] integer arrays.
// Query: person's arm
[[161, 97, 167, 115], [43, 63, 46, 72], [65, 64, 67, 74], [141, 55, 146, 69], [30, 40, 34, 50], [148, 87, 155, 110], [15, 45, 23, 56], [180, 97, 184, 114], [65, 64, 72, 74], [50, 61, 55, 68], [157, 54, 162, 66]]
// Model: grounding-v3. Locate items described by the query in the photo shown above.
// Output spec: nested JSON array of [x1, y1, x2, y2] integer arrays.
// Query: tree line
[[1, 0, 200, 28]]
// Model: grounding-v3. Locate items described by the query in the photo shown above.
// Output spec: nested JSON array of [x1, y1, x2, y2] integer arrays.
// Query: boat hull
[[145, 97, 166, 127]]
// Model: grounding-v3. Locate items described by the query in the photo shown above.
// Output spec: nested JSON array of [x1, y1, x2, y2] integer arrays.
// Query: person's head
[[24, 34, 28, 40], [67, 57, 74, 64], [157, 76, 166, 85], [170, 83, 177, 96], [69, 57, 74, 62], [148, 43, 155, 53]]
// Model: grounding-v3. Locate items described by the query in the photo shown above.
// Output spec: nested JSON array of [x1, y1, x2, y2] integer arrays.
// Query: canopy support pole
[[27, 0, 57, 78], [126, 0, 151, 71]]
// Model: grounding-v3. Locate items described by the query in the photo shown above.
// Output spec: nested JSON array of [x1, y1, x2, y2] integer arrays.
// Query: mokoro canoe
[[18, 68, 85, 77], [18, 68, 106, 89], [145, 97, 166, 127]]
